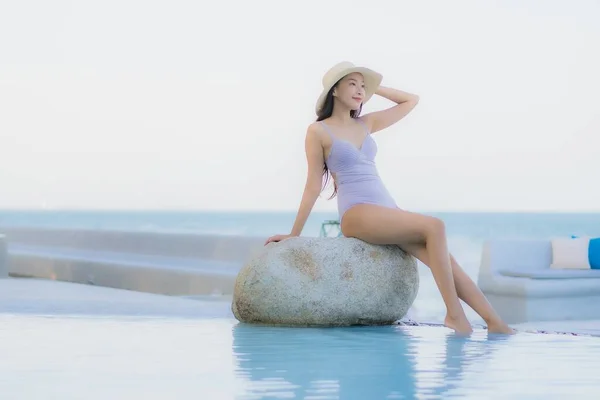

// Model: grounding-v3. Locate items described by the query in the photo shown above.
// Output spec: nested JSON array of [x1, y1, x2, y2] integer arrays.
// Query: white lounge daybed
[[477, 239, 600, 324]]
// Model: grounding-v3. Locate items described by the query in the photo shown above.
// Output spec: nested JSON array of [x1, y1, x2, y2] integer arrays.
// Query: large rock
[[232, 236, 419, 326]]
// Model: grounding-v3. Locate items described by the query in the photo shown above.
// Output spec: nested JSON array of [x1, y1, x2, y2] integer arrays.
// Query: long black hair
[[316, 81, 363, 200]]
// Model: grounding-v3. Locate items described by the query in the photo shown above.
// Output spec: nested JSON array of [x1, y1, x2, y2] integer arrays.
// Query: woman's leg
[[399, 242, 514, 334], [341, 204, 473, 335]]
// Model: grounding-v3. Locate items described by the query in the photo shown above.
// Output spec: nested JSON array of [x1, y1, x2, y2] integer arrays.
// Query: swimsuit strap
[[356, 118, 371, 134], [319, 121, 336, 141]]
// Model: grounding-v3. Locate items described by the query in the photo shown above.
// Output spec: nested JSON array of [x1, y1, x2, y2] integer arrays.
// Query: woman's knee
[[424, 216, 446, 240]]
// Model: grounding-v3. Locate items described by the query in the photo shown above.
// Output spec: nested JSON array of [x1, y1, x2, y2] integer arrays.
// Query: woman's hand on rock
[[264, 234, 296, 245]]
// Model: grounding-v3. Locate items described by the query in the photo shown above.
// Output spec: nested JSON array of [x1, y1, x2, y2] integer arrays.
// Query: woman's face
[[333, 72, 366, 110]]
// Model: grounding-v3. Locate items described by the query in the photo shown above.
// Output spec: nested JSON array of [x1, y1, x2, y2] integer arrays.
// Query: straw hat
[[315, 61, 383, 114]]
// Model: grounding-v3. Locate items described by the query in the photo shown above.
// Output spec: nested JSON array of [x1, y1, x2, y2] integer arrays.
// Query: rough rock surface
[[232, 236, 419, 326]]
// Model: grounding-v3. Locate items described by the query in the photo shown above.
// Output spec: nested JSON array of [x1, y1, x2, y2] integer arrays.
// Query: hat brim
[[315, 66, 383, 114]]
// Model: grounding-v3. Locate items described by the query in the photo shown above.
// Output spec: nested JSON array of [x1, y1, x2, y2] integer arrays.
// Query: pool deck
[[2, 277, 599, 337], [0, 277, 234, 319]]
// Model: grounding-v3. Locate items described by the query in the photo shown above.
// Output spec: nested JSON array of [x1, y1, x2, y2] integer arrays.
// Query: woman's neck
[[329, 106, 354, 125]]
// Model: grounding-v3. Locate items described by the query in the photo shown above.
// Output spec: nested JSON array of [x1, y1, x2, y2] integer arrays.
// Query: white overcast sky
[[1, 0, 599, 212]]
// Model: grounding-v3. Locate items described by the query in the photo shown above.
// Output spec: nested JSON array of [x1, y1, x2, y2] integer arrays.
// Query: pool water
[[1, 314, 599, 399]]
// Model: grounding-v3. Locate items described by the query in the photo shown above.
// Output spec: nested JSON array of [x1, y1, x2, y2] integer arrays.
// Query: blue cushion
[[589, 238, 600, 270]]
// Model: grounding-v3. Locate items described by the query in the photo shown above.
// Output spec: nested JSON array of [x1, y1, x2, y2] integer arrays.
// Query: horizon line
[[1, 208, 600, 214]]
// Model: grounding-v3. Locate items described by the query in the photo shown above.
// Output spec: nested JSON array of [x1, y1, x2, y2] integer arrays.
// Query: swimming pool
[[2, 313, 599, 400]]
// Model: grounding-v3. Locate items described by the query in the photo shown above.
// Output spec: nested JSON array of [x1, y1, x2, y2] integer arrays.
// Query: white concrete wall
[[0, 227, 266, 296]]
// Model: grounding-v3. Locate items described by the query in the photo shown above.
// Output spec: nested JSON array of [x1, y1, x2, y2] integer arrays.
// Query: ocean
[[1, 209, 599, 323]]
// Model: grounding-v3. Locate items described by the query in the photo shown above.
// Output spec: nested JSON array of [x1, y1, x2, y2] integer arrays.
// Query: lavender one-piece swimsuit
[[321, 119, 398, 223]]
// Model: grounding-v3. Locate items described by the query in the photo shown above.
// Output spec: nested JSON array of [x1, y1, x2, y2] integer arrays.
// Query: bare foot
[[486, 320, 516, 335], [445, 315, 473, 335]]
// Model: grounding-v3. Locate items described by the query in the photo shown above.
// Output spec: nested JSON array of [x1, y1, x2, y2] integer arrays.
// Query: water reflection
[[232, 323, 502, 399]]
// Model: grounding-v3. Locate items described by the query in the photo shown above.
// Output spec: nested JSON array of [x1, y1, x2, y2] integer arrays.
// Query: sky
[[1, 0, 599, 212]]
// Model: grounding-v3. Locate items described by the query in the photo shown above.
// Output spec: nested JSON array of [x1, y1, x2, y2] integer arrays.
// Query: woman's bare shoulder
[[306, 121, 328, 141]]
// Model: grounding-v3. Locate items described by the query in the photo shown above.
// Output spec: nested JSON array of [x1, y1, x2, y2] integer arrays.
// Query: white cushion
[[550, 237, 590, 270]]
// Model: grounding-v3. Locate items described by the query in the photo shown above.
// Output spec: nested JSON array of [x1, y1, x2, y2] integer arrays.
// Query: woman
[[265, 61, 514, 335]]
